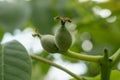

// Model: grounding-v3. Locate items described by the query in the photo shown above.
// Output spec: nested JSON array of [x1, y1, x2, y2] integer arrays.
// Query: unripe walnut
[[55, 16, 72, 52], [33, 33, 59, 53], [40, 35, 59, 53]]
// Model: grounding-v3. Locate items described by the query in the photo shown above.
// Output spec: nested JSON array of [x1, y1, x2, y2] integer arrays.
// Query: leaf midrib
[[2, 46, 4, 80]]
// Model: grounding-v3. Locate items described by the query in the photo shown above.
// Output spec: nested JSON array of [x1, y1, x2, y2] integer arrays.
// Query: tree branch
[[110, 48, 120, 67], [62, 50, 103, 63], [31, 55, 83, 80]]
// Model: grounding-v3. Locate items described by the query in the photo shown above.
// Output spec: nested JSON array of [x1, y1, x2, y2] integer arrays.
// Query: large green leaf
[[0, 40, 32, 80]]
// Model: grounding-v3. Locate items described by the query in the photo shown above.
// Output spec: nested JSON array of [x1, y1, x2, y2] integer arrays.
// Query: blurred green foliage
[[71, 70, 120, 80], [0, 0, 30, 32], [0, 0, 120, 80]]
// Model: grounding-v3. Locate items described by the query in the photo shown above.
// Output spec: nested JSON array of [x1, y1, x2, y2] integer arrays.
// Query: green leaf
[[0, 40, 32, 80]]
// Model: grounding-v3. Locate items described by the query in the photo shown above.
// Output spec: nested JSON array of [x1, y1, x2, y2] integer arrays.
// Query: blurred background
[[0, 0, 120, 80]]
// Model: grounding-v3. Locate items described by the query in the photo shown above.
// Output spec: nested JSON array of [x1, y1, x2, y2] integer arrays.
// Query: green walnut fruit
[[40, 35, 59, 53], [55, 22, 72, 52]]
